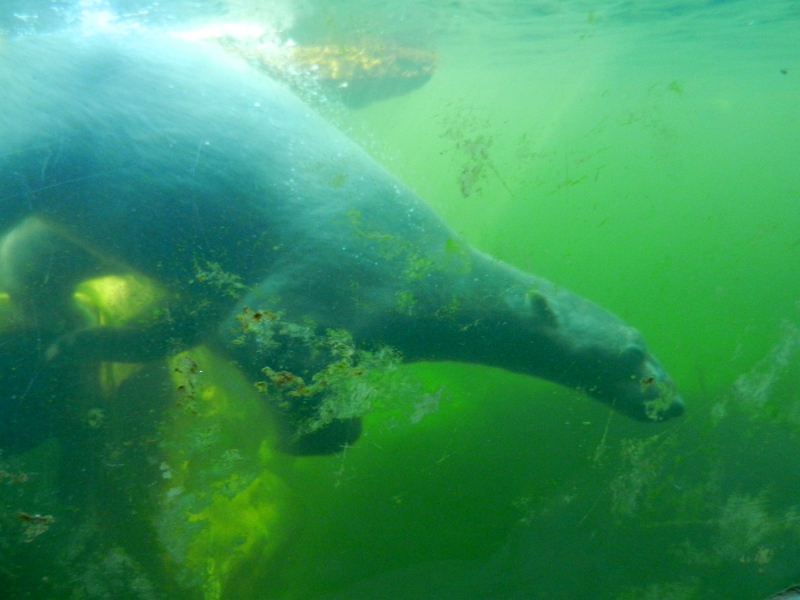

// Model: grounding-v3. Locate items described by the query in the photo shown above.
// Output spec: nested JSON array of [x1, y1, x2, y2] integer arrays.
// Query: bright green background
[[272, 2, 800, 599]]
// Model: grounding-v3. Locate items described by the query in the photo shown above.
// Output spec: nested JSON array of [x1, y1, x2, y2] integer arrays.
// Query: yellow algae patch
[[76, 273, 164, 326], [184, 471, 288, 600], [157, 347, 294, 600], [73, 273, 164, 391]]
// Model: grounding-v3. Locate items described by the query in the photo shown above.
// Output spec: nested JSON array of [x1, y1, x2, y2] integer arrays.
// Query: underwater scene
[[0, 0, 799, 599]]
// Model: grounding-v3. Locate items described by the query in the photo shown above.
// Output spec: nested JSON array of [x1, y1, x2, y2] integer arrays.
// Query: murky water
[[1, 1, 799, 599]]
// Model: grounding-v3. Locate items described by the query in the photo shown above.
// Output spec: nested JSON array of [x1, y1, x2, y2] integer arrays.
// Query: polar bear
[[0, 31, 682, 454]]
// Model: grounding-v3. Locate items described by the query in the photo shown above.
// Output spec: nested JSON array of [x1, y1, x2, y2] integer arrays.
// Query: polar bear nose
[[618, 379, 684, 422], [662, 394, 685, 419], [632, 355, 685, 421]]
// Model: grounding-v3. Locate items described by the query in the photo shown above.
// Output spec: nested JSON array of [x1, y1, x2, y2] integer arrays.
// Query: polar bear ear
[[524, 289, 558, 328], [620, 344, 647, 369]]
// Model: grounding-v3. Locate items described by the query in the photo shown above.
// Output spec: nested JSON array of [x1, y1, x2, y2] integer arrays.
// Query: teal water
[[1, 1, 799, 599]]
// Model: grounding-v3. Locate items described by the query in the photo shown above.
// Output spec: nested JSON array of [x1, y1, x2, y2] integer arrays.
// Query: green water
[[276, 1, 800, 598], [2, 1, 800, 599]]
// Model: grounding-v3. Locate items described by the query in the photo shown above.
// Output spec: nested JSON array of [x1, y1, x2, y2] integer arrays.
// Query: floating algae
[[250, 318, 401, 435], [722, 321, 800, 428], [610, 435, 666, 517], [231, 304, 444, 444], [195, 261, 248, 298], [72, 546, 161, 600], [438, 100, 513, 198]]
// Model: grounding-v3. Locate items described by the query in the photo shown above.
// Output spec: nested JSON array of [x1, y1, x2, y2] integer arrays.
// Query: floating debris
[[17, 511, 54, 542], [174, 355, 201, 415], [221, 36, 436, 108]]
